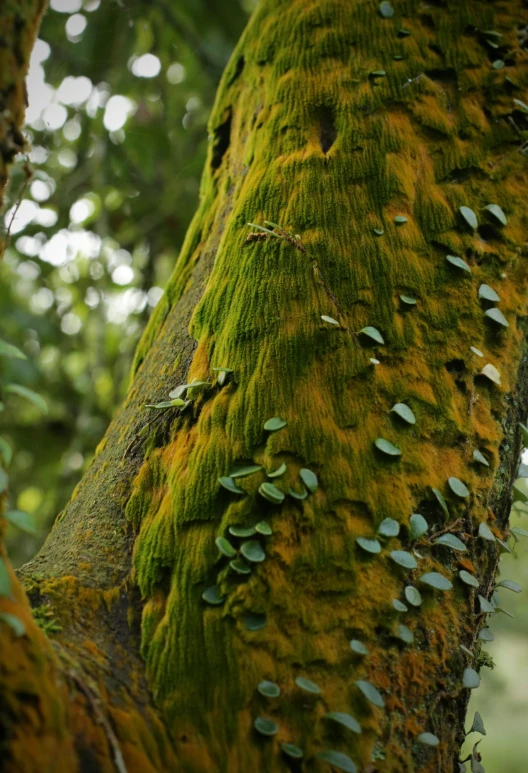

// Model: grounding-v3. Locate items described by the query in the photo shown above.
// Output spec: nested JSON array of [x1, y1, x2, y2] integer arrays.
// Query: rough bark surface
[[2, 1, 528, 772]]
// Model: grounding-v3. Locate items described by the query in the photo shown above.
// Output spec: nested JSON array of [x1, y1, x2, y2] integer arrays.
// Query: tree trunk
[[2, 1, 528, 771]]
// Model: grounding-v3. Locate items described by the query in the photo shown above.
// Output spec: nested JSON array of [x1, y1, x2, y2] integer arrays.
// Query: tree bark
[[2, 0, 528, 771]]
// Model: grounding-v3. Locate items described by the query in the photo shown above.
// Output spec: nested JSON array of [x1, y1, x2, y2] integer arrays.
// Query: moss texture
[[13, 0, 528, 771]]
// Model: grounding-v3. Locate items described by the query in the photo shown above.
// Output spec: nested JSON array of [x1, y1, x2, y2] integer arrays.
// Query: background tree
[[1, 1, 528, 772]]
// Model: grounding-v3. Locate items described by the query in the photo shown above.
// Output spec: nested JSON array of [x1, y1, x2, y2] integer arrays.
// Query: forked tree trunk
[[2, 1, 528, 771]]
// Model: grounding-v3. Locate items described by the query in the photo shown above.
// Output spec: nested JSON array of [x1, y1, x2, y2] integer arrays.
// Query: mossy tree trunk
[[2, 0, 528, 771]]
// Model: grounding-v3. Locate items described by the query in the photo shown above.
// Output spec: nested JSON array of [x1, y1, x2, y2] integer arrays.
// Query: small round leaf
[[390, 550, 418, 569], [374, 438, 401, 457], [216, 537, 237, 558], [390, 403, 415, 425], [419, 572, 453, 591], [281, 743, 303, 759], [264, 416, 287, 431], [316, 751, 357, 773], [241, 541, 266, 563], [378, 518, 400, 537], [409, 513, 428, 540], [463, 667, 480, 689], [259, 482, 285, 504], [484, 308, 509, 328], [404, 586, 422, 606], [350, 639, 369, 655], [459, 570, 479, 588], [446, 255, 471, 273], [417, 732, 439, 746], [448, 477, 470, 498], [202, 585, 224, 605], [357, 537, 381, 554], [254, 717, 278, 736], [295, 676, 321, 695], [355, 680, 384, 708], [459, 206, 478, 230], [360, 326, 384, 345], [325, 712, 361, 734], [257, 680, 280, 698], [300, 468, 318, 493], [433, 534, 467, 552], [478, 284, 500, 303]]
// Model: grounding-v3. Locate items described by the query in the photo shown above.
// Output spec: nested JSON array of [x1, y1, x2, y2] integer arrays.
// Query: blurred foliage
[[1, 0, 252, 566]]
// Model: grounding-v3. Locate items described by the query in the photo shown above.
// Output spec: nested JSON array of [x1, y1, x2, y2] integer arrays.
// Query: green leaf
[[229, 525, 256, 538], [404, 586, 422, 606], [390, 403, 415, 425], [255, 521, 272, 536], [228, 464, 263, 478], [259, 482, 285, 504], [350, 639, 369, 655], [288, 485, 308, 500], [264, 416, 287, 431], [409, 513, 428, 540], [169, 381, 209, 399], [378, 518, 400, 537], [478, 284, 500, 303], [379, 0, 394, 18], [432, 488, 450, 518], [470, 347, 484, 357], [519, 422, 528, 444], [373, 227, 384, 236], [478, 522, 495, 542], [478, 628, 494, 642], [254, 717, 278, 736], [469, 711, 486, 736], [0, 557, 12, 596], [324, 712, 362, 734], [419, 572, 453, 591], [267, 462, 286, 478], [448, 477, 470, 498], [0, 339, 26, 360], [398, 27, 411, 36], [321, 315, 340, 326], [145, 399, 185, 409], [5, 384, 48, 414], [300, 468, 318, 493], [240, 541, 266, 563], [281, 743, 303, 759], [393, 215, 408, 224], [400, 295, 416, 305], [257, 680, 280, 698], [416, 732, 439, 746], [4, 510, 37, 535], [229, 559, 251, 575], [215, 537, 237, 558], [0, 611, 26, 637], [512, 526, 528, 538], [390, 550, 417, 569], [243, 612, 266, 631], [484, 308, 509, 328], [370, 70, 386, 77], [433, 533, 467, 552], [317, 751, 357, 773], [397, 624, 414, 644], [459, 570, 479, 588], [459, 206, 478, 230], [359, 326, 385, 345], [0, 437, 12, 466], [463, 667, 480, 689], [218, 477, 245, 494], [478, 595, 495, 614], [513, 98, 528, 113], [492, 59, 504, 69], [212, 367, 234, 373], [460, 644, 473, 657], [446, 255, 471, 273], [356, 537, 381, 554], [295, 676, 321, 695], [480, 363, 501, 385], [355, 680, 384, 708], [392, 599, 408, 612], [472, 449, 489, 467], [496, 579, 521, 593], [202, 585, 224, 605], [374, 438, 401, 456]]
